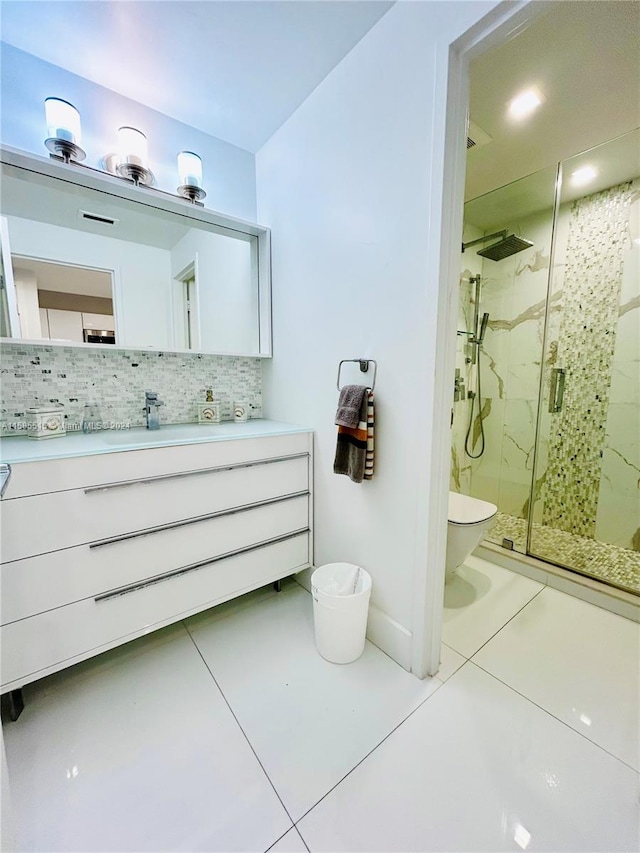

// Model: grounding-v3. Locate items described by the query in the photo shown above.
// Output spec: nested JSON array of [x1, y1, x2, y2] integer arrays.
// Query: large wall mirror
[[0, 147, 271, 357]]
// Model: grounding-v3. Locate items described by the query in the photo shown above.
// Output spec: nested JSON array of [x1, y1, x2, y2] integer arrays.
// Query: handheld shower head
[[478, 312, 490, 344]]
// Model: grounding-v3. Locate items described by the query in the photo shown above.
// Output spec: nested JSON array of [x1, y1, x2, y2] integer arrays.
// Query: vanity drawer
[[1, 534, 310, 690], [4, 433, 311, 498], [1, 494, 310, 624], [1, 454, 309, 562]]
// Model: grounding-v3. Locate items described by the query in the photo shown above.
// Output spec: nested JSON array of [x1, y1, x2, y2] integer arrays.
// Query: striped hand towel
[[334, 390, 375, 483]]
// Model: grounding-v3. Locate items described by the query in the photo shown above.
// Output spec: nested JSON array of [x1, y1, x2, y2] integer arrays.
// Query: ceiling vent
[[467, 119, 492, 152], [78, 210, 119, 226]]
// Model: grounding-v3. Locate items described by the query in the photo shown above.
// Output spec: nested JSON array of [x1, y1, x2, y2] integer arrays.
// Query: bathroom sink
[[100, 424, 229, 447]]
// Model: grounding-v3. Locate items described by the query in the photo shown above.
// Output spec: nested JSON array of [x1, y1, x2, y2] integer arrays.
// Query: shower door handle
[[549, 368, 565, 413]]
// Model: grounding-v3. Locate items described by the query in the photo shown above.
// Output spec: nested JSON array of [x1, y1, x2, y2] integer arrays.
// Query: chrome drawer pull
[[89, 490, 309, 549], [84, 452, 309, 494], [94, 528, 309, 602], [0, 464, 11, 498]]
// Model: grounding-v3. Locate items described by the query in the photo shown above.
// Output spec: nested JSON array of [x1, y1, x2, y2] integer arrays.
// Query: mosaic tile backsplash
[[0, 344, 263, 433]]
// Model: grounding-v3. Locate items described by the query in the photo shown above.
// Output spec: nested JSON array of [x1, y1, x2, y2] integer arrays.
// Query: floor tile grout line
[[294, 824, 312, 853], [468, 659, 640, 775], [181, 582, 298, 634], [290, 673, 450, 828], [184, 587, 443, 843], [462, 584, 547, 661], [264, 824, 311, 853], [184, 628, 299, 838], [185, 596, 447, 839], [436, 641, 469, 682]]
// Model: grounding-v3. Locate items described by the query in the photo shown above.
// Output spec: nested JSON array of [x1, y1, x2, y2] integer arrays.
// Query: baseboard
[[477, 542, 640, 623], [365, 603, 413, 671], [294, 569, 413, 671]]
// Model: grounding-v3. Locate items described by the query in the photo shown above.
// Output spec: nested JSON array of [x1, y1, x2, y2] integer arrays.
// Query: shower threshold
[[487, 512, 640, 597], [476, 538, 639, 623]]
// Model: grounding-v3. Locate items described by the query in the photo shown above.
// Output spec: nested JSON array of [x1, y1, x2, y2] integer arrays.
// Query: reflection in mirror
[[0, 244, 9, 339], [171, 229, 258, 352], [0, 153, 268, 356], [11, 257, 115, 344]]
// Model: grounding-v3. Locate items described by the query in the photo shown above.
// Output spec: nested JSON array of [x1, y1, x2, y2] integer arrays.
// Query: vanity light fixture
[[508, 87, 545, 120], [115, 126, 155, 186], [177, 151, 206, 204], [44, 98, 86, 163], [571, 165, 598, 187]]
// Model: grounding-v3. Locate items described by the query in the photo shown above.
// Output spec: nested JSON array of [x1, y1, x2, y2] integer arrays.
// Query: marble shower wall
[[452, 208, 555, 546], [451, 223, 483, 496], [0, 344, 263, 433]]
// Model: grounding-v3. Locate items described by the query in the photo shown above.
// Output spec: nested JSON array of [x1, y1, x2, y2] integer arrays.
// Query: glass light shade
[[45, 98, 82, 145], [178, 151, 203, 188], [117, 126, 148, 168]]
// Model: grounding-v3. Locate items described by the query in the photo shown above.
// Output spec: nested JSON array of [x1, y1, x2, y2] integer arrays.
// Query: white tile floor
[[3, 559, 639, 852]]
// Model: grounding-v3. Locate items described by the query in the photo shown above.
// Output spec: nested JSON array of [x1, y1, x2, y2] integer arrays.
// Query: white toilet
[[446, 491, 497, 580]]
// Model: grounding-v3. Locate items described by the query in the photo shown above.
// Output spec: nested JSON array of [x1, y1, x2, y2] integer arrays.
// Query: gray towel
[[335, 384, 368, 428], [334, 391, 373, 483]]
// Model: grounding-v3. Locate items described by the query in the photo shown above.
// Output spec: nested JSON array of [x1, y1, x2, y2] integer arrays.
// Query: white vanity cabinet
[[0, 427, 313, 694]]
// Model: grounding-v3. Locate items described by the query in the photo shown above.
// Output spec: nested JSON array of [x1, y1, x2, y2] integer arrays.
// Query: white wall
[[7, 216, 173, 349], [256, 0, 499, 669]]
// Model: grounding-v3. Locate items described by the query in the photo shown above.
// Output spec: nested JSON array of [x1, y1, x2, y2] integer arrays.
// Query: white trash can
[[311, 563, 372, 664]]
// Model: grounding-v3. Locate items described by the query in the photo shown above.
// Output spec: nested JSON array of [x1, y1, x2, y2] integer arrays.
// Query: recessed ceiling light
[[571, 165, 598, 186], [508, 87, 545, 119]]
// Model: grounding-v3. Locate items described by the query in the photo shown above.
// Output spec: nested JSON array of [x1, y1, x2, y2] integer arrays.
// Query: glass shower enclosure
[[453, 128, 640, 595]]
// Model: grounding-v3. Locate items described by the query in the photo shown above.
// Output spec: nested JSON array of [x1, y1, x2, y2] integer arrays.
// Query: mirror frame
[[0, 145, 272, 358]]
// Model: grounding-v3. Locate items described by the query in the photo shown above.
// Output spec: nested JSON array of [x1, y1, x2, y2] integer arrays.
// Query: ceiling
[[465, 128, 640, 231], [0, 0, 393, 153], [466, 0, 640, 202]]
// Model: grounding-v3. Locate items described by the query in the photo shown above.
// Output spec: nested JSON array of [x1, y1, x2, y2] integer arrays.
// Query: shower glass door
[[529, 130, 640, 594], [457, 166, 557, 555]]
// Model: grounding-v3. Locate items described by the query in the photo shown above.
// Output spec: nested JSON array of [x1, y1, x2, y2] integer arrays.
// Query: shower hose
[[464, 348, 485, 459]]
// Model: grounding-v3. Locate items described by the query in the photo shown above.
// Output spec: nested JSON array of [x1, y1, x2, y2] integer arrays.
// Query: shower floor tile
[[489, 512, 640, 594]]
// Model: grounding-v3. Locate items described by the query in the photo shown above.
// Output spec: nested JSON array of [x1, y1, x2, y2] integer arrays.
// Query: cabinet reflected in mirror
[[11, 257, 115, 344], [0, 147, 271, 357]]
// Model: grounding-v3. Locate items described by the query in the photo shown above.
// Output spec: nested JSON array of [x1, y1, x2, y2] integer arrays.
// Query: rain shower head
[[477, 233, 534, 261]]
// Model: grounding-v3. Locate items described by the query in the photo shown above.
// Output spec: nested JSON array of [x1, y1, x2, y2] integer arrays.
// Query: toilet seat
[[448, 492, 497, 525]]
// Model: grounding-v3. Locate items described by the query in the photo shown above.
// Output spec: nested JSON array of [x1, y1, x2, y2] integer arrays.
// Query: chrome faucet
[[143, 390, 164, 430]]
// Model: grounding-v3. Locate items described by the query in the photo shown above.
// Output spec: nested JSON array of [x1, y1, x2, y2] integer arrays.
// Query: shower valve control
[[454, 370, 466, 402]]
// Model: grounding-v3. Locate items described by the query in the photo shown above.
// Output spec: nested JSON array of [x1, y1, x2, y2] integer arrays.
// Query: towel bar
[[337, 359, 377, 391]]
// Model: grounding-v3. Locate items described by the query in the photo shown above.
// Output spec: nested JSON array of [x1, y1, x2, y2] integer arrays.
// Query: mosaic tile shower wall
[[541, 181, 633, 537], [0, 344, 262, 433]]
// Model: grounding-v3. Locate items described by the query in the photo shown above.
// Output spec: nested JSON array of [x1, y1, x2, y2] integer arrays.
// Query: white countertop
[[0, 420, 312, 464]]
